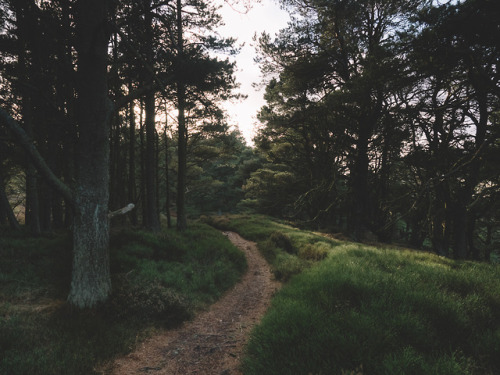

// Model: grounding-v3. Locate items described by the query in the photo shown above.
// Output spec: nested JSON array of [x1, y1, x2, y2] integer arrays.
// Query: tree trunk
[[15, 0, 41, 234], [68, 0, 112, 308], [0, 168, 21, 231], [128, 97, 138, 225], [139, 103, 147, 226], [176, 0, 188, 231], [163, 123, 172, 228], [452, 200, 468, 259], [349, 123, 370, 241], [143, 0, 161, 232]]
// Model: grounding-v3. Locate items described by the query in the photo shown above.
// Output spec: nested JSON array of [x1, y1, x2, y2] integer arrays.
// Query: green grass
[[0, 222, 246, 375], [202, 214, 338, 281], [203, 214, 500, 374], [243, 243, 500, 375]]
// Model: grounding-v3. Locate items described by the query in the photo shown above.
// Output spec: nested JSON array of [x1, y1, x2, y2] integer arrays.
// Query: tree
[[400, 0, 500, 258], [254, 0, 422, 236], [0, 0, 113, 308]]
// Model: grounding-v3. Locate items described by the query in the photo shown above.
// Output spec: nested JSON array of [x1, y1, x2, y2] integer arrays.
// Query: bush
[[298, 243, 329, 261], [110, 276, 192, 323], [273, 253, 305, 282], [269, 231, 295, 254]]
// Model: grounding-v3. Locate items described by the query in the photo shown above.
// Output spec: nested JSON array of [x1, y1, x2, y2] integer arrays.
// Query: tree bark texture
[[68, 0, 112, 308]]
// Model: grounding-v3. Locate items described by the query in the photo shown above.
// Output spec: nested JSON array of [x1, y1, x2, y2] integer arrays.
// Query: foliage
[[250, 0, 500, 259], [0, 222, 246, 375], [243, 242, 500, 375]]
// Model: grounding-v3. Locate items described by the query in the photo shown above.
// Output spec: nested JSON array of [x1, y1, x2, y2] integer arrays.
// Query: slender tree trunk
[[139, 102, 147, 226], [68, 0, 112, 308], [143, 0, 161, 232], [163, 124, 172, 228], [15, 1, 41, 234], [176, 0, 188, 231], [128, 98, 138, 225]]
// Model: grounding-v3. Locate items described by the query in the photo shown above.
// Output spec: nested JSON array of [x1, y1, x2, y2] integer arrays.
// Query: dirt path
[[103, 231, 280, 375]]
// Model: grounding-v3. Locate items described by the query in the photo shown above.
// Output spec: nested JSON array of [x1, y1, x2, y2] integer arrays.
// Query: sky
[[216, 1, 290, 145]]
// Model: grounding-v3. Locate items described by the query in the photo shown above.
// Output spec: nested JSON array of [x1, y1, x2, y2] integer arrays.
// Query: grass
[[242, 243, 500, 375], [202, 214, 337, 281], [0, 222, 246, 375], [204, 214, 500, 375]]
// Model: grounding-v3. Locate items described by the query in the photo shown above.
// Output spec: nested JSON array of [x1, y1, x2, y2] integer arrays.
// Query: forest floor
[[101, 231, 280, 375]]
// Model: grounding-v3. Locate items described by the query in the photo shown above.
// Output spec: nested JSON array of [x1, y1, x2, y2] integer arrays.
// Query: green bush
[[269, 231, 295, 254], [110, 276, 192, 323], [298, 242, 329, 261]]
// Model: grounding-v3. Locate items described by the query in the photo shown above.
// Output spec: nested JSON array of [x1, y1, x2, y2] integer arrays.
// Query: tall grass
[[243, 243, 500, 375], [0, 222, 246, 375]]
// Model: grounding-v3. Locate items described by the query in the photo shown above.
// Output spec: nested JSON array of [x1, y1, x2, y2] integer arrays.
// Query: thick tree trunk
[[452, 201, 468, 259], [68, 0, 112, 308], [349, 123, 370, 241]]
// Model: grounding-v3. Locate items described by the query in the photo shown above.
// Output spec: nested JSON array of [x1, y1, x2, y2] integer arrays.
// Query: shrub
[[273, 253, 305, 281], [298, 243, 329, 261], [269, 231, 295, 254], [110, 276, 192, 323]]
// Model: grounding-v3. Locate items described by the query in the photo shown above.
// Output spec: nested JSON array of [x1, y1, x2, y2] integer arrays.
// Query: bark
[[13, 0, 41, 235], [176, 0, 188, 231], [109, 203, 135, 219], [128, 98, 138, 225], [0, 171, 21, 231], [139, 103, 147, 225], [163, 124, 172, 228], [452, 200, 468, 259], [349, 120, 370, 241], [67, 0, 112, 308], [143, 0, 161, 232]]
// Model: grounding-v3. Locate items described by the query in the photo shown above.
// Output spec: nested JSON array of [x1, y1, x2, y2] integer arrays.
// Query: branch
[[108, 203, 135, 219], [113, 84, 155, 110], [0, 107, 74, 206]]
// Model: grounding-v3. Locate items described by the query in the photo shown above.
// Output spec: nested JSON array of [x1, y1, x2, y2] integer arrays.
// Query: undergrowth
[[0, 221, 246, 375]]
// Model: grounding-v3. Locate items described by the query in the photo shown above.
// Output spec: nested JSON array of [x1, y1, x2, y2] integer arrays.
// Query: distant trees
[[251, 0, 499, 259]]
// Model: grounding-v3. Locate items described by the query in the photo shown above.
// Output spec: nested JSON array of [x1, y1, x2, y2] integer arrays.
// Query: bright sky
[[217, 0, 290, 145]]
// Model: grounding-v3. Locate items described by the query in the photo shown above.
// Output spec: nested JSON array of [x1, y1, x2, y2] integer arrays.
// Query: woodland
[[0, 0, 499, 310]]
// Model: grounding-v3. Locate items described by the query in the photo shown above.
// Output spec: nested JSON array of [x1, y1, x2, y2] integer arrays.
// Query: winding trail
[[103, 231, 280, 375]]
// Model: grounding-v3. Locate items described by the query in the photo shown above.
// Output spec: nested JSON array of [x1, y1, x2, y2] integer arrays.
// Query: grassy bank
[[0, 222, 246, 375], [203, 214, 339, 281], [206, 214, 500, 375]]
